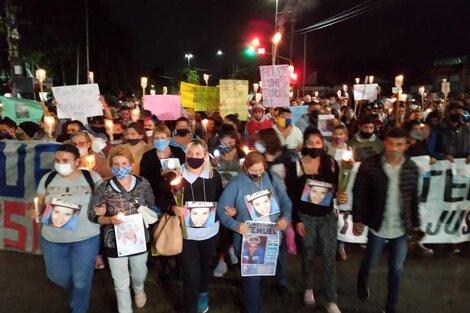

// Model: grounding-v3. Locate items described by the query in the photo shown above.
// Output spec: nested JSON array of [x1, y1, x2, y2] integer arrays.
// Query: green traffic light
[[244, 47, 256, 58]]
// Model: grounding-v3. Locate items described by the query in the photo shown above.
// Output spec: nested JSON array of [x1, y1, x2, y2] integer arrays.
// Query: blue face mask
[[154, 139, 170, 151], [112, 166, 132, 179]]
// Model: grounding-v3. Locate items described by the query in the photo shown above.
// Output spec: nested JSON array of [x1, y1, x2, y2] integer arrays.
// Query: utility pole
[[5, 0, 22, 95]]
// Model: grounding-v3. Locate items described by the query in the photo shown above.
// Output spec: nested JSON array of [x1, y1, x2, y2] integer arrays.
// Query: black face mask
[[126, 138, 141, 146], [176, 129, 190, 137], [309, 110, 319, 124], [91, 126, 105, 134], [360, 131, 373, 139], [449, 113, 462, 123], [0, 131, 13, 139], [113, 133, 123, 140], [246, 171, 264, 183], [186, 157, 205, 169], [301, 147, 323, 158]]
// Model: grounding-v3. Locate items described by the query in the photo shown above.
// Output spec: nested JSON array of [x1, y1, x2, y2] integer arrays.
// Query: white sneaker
[[303, 289, 315, 308], [326, 302, 341, 313], [228, 246, 238, 264], [337, 246, 347, 261], [213, 260, 228, 277]]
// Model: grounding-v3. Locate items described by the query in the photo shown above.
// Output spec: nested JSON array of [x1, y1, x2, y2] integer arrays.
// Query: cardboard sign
[[143, 95, 181, 121], [0, 96, 44, 124], [52, 84, 102, 119], [259, 65, 290, 107], [353, 84, 379, 101], [219, 80, 249, 121]]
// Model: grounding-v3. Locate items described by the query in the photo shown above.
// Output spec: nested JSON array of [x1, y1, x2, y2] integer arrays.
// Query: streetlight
[[185, 53, 194, 67], [272, 30, 282, 65], [217, 49, 223, 56]]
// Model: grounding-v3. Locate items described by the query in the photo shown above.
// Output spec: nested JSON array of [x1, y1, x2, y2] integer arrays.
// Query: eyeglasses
[[73, 141, 89, 147]]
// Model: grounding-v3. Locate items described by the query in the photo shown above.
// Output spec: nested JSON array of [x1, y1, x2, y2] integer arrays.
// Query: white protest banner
[[259, 65, 290, 107], [336, 157, 470, 244], [353, 84, 379, 101], [317, 114, 335, 137], [143, 95, 182, 121], [52, 84, 102, 119], [219, 80, 249, 121], [241, 221, 279, 276], [0, 140, 59, 254]]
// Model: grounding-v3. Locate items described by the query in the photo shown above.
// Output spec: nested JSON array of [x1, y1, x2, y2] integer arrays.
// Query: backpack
[[44, 169, 95, 191]]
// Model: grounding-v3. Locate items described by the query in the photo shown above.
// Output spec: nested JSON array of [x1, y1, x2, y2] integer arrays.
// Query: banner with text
[[259, 65, 290, 107], [143, 95, 182, 121], [194, 86, 219, 112], [52, 84, 102, 120], [0, 96, 44, 125], [180, 82, 198, 109], [219, 80, 249, 121], [0, 141, 59, 254]]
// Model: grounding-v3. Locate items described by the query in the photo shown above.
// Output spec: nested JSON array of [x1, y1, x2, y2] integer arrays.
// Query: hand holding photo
[[115, 213, 147, 257]]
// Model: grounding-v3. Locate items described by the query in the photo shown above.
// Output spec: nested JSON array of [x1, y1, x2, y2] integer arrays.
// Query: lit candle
[[242, 146, 250, 154], [342, 150, 352, 162], [43, 116, 55, 138], [85, 155, 96, 171], [355, 77, 360, 84], [104, 119, 114, 142], [88, 71, 94, 84], [314, 91, 319, 97], [342, 84, 348, 92], [162, 86, 168, 95], [337, 90, 341, 98], [33, 197, 39, 223], [253, 83, 259, 93], [201, 119, 208, 132], [36, 69, 46, 83], [140, 77, 148, 89], [131, 107, 140, 122], [369, 75, 374, 84], [395, 75, 404, 88], [214, 149, 220, 158]]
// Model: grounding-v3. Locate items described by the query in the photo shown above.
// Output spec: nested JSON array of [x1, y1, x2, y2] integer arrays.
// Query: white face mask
[[78, 147, 88, 156], [55, 162, 74, 176], [254, 142, 266, 154], [145, 130, 153, 137]]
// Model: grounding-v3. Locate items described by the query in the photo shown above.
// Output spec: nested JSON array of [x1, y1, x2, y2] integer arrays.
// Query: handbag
[[152, 213, 183, 256]]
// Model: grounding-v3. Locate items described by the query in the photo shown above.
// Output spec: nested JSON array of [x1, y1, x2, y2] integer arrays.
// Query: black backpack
[[44, 169, 95, 191]]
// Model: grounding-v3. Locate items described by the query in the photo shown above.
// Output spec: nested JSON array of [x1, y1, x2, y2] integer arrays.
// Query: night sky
[[104, 0, 470, 86]]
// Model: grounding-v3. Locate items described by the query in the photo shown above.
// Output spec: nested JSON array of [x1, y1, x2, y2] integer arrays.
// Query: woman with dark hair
[[285, 126, 348, 313], [56, 120, 85, 142], [217, 151, 292, 313], [27, 144, 102, 313], [121, 122, 152, 175], [211, 124, 246, 175]]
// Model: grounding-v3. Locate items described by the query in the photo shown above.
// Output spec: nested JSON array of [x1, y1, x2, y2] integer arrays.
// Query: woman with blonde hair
[[161, 139, 223, 313]]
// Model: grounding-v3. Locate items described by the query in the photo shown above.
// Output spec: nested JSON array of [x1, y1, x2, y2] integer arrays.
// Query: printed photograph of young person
[[42, 197, 80, 230], [301, 179, 334, 206], [242, 235, 266, 264], [184, 201, 217, 228], [245, 189, 280, 220]]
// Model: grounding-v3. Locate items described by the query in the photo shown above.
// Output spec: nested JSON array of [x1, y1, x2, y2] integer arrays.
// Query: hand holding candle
[[170, 177, 188, 239], [85, 154, 96, 171], [338, 150, 354, 193], [104, 119, 114, 142]]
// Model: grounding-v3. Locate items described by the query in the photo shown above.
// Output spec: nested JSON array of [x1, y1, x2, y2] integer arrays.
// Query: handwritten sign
[[52, 84, 102, 119], [259, 65, 290, 107], [143, 95, 181, 121], [353, 84, 379, 101], [194, 86, 219, 112], [219, 80, 249, 121], [180, 82, 198, 109]]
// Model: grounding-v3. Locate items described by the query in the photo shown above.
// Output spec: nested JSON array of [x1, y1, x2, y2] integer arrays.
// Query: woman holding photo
[[27, 144, 102, 313], [217, 151, 292, 313], [160, 139, 223, 313], [285, 126, 348, 313], [90, 146, 156, 313]]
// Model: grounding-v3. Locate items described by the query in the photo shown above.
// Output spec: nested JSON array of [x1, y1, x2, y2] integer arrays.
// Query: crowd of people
[[1, 90, 470, 313]]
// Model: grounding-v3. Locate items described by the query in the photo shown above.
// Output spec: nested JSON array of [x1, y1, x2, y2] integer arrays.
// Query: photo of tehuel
[[15, 102, 31, 119], [115, 214, 147, 257], [41, 197, 80, 230], [184, 201, 216, 228], [242, 235, 267, 264], [160, 158, 181, 171], [301, 179, 334, 207], [244, 189, 280, 220]]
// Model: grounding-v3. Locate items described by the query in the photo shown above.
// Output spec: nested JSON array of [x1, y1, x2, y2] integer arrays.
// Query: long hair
[[185, 139, 214, 178]]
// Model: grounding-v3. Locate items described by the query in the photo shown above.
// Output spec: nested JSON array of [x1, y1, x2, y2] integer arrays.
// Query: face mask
[[175, 129, 190, 137], [112, 166, 132, 180], [246, 171, 264, 183], [78, 147, 88, 156], [254, 141, 266, 154], [217, 144, 233, 154], [333, 137, 345, 145], [301, 147, 324, 158], [409, 130, 423, 141], [91, 126, 105, 134], [154, 139, 169, 152], [278, 118, 292, 128], [345, 112, 354, 119], [360, 131, 373, 139], [145, 129, 153, 137], [0, 131, 13, 139], [186, 157, 205, 169], [55, 162, 74, 176], [126, 138, 141, 146], [449, 113, 462, 123], [113, 133, 123, 140]]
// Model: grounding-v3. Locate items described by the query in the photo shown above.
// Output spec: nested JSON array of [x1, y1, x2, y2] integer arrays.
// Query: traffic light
[[244, 46, 256, 58]]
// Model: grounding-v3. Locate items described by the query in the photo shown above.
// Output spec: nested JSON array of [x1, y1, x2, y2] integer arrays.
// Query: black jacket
[[352, 153, 420, 233]]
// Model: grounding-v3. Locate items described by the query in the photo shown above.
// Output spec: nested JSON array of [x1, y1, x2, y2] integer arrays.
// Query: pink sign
[[143, 95, 182, 121]]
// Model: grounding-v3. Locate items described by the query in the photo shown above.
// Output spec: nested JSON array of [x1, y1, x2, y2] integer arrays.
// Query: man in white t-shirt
[[274, 107, 303, 151]]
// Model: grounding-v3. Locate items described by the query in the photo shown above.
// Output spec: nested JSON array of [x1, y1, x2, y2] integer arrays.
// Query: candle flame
[[171, 176, 183, 186], [342, 150, 352, 161], [242, 146, 250, 154]]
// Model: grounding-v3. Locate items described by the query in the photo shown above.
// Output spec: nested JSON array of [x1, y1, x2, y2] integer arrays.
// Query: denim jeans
[[108, 252, 148, 313], [41, 235, 100, 313], [357, 232, 408, 313]]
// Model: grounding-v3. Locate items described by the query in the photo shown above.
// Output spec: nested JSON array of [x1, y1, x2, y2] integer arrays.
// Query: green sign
[[0, 96, 44, 124]]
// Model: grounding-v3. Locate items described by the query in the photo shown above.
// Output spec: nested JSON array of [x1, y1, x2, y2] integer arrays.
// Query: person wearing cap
[[245, 104, 273, 136], [427, 101, 470, 165], [348, 115, 384, 162], [274, 107, 303, 152], [242, 236, 265, 264]]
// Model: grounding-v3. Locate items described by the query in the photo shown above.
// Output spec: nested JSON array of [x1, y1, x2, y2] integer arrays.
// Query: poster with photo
[[160, 158, 181, 171], [317, 114, 335, 137], [301, 179, 334, 207], [42, 198, 81, 231], [244, 189, 280, 221], [115, 214, 147, 257], [184, 201, 217, 228], [241, 221, 280, 276]]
